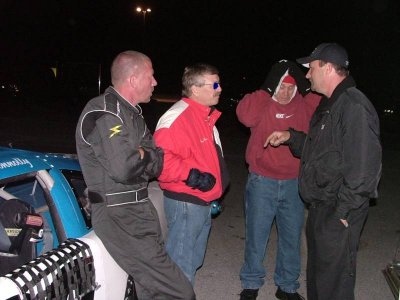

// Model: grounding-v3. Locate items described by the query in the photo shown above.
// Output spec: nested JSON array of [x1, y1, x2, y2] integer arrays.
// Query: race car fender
[[0, 231, 128, 300], [79, 230, 128, 299]]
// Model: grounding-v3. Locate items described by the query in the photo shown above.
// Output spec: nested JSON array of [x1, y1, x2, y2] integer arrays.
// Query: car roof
[[0, 147, 80, 180]]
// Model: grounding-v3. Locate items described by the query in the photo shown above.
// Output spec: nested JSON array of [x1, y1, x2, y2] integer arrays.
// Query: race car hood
[[0, 147, 80, 180]]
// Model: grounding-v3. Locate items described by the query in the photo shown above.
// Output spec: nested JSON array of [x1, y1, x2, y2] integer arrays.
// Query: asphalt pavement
[[0, 98, 398, 300]]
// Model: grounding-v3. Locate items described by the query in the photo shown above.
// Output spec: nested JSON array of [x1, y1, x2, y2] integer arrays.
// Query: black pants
[[306, 202, 368, 300], [92, 200, 195, 300]]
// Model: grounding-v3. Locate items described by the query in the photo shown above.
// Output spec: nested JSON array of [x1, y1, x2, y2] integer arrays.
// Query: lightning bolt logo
[[109, 125, 122, 138]]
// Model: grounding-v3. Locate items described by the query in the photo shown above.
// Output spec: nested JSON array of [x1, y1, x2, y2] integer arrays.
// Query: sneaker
[[275, 287, 305, 300], [240, 288, 259, 300]]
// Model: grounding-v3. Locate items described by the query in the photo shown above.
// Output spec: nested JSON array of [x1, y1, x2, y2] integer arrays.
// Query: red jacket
[[154, 98, 224, 203], [236, 90, 319, 180]]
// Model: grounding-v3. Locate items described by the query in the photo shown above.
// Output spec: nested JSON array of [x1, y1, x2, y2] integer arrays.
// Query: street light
[[136, 7, 151, 26]]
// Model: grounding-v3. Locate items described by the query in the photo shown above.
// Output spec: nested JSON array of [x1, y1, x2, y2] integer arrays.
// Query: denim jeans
[[164, 196, 212, 285], [240, 173, 304, 293]]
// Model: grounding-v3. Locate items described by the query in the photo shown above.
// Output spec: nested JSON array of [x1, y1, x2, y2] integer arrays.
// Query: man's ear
[[129, 74, 137, 88], [325, 63, 334, 75], [191, 85, 199, 97]]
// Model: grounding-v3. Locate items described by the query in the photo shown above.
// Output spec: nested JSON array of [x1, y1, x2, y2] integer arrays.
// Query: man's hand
[[138, 147, 145, 159], [340, 219, 349, 228], [264, 131, 290, 148], [185, 168, 216, 192]]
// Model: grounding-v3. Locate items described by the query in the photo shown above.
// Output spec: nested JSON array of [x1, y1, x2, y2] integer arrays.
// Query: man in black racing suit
[[75, 51, 194, 300]]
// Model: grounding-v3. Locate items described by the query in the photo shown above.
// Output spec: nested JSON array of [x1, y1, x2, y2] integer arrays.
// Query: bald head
[[109, 50, 157, 106], [111, 51, 150, 88]]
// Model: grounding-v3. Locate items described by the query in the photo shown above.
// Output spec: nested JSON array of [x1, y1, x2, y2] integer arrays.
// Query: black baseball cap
[[296, 43, 349, 68]]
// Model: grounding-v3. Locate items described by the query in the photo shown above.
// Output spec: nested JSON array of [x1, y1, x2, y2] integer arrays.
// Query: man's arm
[[335, 98, 382, 220], [139, 129, 164, 180], [264, 131, 290, 147], [264, 128, 307, 158], [154, 128, 191, 183], [85, 113, 149, 184], [236, 90, 269, 127], [154, 127, 216, 192]]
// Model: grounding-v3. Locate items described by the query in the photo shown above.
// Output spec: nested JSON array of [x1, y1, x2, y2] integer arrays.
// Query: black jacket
[[75, 87, 163, 206], [288, 76, 382, 219]]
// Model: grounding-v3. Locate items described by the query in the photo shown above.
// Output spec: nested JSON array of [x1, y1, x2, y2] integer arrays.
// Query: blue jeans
[[240, 173, 304, 293], [164, 196, 212, 285]]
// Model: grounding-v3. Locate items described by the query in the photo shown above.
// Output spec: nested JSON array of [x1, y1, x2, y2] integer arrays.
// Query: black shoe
[[275, 287, 305, 300], [240, 288, 259, 300]]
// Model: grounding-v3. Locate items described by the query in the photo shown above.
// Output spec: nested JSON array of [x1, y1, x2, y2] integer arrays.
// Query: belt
[[89, 188, 149, 207]]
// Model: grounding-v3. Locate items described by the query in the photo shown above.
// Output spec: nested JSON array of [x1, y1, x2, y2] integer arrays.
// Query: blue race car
[[0, 147, 133, 299], [0, 146, 223, 300]]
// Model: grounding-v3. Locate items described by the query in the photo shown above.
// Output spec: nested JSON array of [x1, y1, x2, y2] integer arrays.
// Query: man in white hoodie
[[237, 60, 320, 300]]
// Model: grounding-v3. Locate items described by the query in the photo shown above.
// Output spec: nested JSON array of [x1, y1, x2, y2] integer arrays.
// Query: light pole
[[136, 7, 151, 27], [136, 6, 151, 49]]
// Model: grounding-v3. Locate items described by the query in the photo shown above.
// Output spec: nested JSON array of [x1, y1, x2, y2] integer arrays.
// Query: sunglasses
[[202, 82, 220, 90]]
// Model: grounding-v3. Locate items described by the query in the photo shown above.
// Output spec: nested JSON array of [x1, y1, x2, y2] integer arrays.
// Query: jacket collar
[[318, 75, 356, 111], [105, 86, 142, 115], [182, 97, 221, 119]]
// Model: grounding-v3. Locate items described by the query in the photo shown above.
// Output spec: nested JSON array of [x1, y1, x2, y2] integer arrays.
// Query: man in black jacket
[[264, 43, 382, 300], [76, 51, 194, 300]]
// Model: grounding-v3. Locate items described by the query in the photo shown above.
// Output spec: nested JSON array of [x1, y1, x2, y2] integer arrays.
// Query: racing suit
[[76, 87, 194, 300], [287, 76, 382, 300]]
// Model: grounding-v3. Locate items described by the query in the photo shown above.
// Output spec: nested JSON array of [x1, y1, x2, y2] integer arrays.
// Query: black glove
[[185, 168, 216, 192]]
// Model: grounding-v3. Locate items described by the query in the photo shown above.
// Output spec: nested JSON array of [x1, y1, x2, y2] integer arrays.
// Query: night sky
[[1, 0, 399, 105]]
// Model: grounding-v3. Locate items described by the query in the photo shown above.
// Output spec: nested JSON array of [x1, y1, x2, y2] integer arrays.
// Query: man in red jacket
[[237, 60, 319, 300], [154, 63, 230, 285]]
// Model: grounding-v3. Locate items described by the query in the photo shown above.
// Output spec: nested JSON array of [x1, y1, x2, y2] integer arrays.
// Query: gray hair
[[182, 63, 219, 97]]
